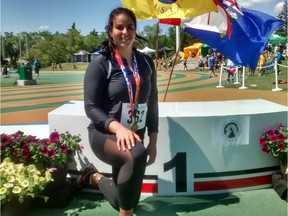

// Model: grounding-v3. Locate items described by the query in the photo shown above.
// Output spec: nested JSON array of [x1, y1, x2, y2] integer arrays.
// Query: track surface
[[1, 71, 287, 125]]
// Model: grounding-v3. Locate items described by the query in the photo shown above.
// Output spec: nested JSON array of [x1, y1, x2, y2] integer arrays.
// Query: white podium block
[[48, 99, 287, 195]]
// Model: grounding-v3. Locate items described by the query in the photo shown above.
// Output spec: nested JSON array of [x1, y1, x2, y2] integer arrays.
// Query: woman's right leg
[[88, 127, 147, 214]]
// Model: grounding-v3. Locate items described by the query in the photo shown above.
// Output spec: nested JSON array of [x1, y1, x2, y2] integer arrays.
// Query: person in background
[[33, 58, 40, 79], [2, 65, 8, 77], [183, 58, 188, 70], [81, 7, 158, 216], [276, 48, 284, 75], [208, 53, 217, 78], [25, 59, 30, 67], [198, 58, 204, 71], [258, 51, 267, 76]]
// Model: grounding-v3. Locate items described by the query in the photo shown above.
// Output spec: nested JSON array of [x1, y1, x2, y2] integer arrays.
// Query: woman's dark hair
[[100, 7, 148, 57]]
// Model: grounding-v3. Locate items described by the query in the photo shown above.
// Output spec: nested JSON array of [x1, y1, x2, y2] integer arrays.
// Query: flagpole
[[163, 27, 183, 102], [176, 26, 180, 51], [155, 21, 159, 71]]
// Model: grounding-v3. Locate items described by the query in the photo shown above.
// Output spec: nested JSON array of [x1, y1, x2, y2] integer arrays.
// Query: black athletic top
[[84, 50, 158, 138]]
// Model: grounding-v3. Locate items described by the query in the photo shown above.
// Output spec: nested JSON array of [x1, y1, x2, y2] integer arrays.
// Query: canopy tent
[[159, 47, 174, 52], [73, 50, 91, 62], [200, 44, 210, 57], [269, 34, 287, 46], [158, 46, 174, 59], [183, 42, 202, 59], [138, 46, 156, 54]]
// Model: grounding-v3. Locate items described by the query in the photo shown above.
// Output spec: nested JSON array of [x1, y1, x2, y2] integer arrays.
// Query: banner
[[122, 0, 218, 20]]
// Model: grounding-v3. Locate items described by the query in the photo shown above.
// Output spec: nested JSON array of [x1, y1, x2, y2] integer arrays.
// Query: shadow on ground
[[135, 193, 240, 215]]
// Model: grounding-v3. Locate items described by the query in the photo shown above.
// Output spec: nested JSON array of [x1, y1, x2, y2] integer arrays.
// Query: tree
[[71, 22, 76, 30], [65, 28, 84, 62], [276, 1, 287, 36], [90, 29, 98, 36], [83, 32, 107, 53], [2, 33, 20, 68], [140, 24, 162, 49]]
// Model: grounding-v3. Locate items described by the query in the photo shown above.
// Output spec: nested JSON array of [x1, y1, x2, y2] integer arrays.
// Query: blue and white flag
[[184, 1, 284, 69]]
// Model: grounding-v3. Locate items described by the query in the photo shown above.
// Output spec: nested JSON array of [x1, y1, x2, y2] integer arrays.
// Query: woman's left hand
[[146, 132, 157, 166]]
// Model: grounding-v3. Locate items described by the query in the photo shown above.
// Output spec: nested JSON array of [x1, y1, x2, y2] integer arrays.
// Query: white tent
[[138, 47, 156, 54], [73, 50, 91, 62]]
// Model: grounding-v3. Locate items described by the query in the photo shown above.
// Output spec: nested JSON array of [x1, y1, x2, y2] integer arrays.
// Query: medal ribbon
[[114, 50, 140, 123]]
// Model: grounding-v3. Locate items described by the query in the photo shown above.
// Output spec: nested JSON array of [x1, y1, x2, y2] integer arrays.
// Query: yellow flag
[[122, 0, 218, 20]]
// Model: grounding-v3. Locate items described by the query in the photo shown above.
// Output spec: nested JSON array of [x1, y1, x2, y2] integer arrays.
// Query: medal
[[131, 122, 139, 132], [115, 50, 141, 131]]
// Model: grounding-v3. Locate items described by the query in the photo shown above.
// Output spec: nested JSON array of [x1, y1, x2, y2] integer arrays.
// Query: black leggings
[[88, 126, 147, 211]]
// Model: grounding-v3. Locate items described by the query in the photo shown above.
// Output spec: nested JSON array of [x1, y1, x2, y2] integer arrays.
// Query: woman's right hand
[[109, 121, 141, 151]]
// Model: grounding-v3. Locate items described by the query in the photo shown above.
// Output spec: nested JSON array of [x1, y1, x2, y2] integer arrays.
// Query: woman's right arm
[[84, 57, 114, 131]]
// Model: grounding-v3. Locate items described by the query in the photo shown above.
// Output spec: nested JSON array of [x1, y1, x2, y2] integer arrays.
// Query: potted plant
[[1, 130, 83, 189], [0, 130, 83, 170], [259, 123, 288, 179], [0, 157, 53, 204], [0, 157, 53, 215]]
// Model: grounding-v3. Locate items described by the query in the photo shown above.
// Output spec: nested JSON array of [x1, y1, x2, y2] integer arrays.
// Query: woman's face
[[110, 13, 136, 49]]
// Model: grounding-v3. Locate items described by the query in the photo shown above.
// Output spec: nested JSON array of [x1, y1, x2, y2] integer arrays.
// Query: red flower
[[259, 137, 266, 146], [278, 133, 286, 142], [48, 149, 56, 158], [41, 146, 48, 155], [262, 146, 269, 154], [259, 124, 288, 158], [49, 131, 60, 143], [60, 144, 68, 153], [0, 134, 11, 147], [1, 130, 82, 169], [278, 142, 285, 151], [21, 148, 31, 159], [269, 134, 278, 142]]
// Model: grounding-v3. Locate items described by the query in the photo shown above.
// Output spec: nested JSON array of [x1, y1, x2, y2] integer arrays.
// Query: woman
[[82, 7, 158, 216]]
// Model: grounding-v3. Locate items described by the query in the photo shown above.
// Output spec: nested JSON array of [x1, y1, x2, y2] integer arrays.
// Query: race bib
[[120, 103, 147, 130]]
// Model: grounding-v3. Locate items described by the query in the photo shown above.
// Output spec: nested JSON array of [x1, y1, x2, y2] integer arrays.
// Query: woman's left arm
[[145, 56, 159, 166]]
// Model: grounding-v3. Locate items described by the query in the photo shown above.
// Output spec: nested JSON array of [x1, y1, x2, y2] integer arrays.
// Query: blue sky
[[1, 0, 286, 36]]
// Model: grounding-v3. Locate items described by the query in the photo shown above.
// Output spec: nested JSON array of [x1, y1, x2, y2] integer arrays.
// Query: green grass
[[224, 70, 287, 91], [43, 62, 89, 71]]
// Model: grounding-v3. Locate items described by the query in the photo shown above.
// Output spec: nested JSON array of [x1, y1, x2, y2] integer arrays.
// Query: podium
[[48, 99, 287, 195]]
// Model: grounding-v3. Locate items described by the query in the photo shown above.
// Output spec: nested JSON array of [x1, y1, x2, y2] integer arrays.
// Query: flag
[[159, 3, 232, 36], [122, 0, 217, 20], [184, 6, 284, 69]]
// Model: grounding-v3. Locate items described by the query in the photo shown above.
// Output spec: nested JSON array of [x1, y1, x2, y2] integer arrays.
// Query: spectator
[[208, 54, 217, 78], [183, 59, 188, 70], [33, 58, 40, 80]]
